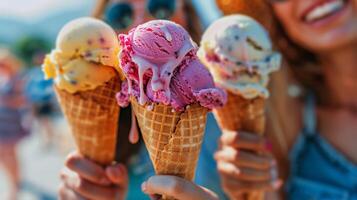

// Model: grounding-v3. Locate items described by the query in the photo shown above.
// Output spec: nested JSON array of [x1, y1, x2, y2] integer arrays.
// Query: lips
[[302, 0, 347, 23]]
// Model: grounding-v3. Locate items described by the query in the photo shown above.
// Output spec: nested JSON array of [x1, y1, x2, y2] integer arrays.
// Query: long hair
[[215, 0, 326, 179]]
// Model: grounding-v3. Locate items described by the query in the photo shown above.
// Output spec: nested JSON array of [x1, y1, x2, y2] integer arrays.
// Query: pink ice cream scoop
[[131, 20, 188, 61], [117, 20, 226, 111]]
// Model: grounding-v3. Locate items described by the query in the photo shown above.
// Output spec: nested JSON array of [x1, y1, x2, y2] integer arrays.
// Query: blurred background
[[0, 0, 220, 199]]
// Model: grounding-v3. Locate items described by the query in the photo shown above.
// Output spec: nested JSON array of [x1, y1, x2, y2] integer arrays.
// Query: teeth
[[305, 0, 344, 22]]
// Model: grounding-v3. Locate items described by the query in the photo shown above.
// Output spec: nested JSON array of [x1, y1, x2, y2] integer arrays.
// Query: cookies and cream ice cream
[[198, 15, 281, 99]]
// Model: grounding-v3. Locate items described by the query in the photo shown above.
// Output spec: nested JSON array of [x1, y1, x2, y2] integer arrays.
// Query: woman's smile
[[301, 0, 351, 28]]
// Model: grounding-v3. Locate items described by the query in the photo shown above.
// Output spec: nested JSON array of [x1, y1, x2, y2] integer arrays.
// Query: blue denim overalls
[[286, 95, 357, 199]]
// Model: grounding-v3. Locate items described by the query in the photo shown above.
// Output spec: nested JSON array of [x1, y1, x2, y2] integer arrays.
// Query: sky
[[0, 0, 221, 45], [0, 0, 220, 24], [0, 0, 95, 23]]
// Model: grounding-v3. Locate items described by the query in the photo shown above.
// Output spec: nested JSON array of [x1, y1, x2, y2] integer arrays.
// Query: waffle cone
[[214, 91, 265, 134], [54, 75, 121, 165], [214, 91, 266, 200], [131, 97, 208, 199]]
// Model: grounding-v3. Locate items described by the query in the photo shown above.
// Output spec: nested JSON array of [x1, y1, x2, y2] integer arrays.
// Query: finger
[[214, 147, 275, 170], [142, 175, 218, 200], [149, 194, 160, 200], [217, 161, 271, 182], [62, 171, 122, 200], [199, 186, 219, 200], [221, 130, 267, 152], [221, 174, 283, 194], [65, 151, 111, 185], [58, 183, 87, 200], [105, 164, 128, 187]]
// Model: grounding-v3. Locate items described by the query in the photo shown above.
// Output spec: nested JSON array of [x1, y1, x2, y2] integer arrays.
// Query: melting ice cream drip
[[132, 38, 195, 105], [159, 24, 173, 42]]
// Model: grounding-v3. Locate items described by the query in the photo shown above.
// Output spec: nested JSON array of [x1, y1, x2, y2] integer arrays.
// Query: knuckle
[[222, 130, 238, 144]]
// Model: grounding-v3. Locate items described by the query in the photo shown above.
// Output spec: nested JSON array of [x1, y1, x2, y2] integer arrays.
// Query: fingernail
[[141, 181, 147, 193]]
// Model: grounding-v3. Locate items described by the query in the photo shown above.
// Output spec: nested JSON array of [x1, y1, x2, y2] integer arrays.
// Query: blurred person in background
[[0, 47, 29, 200], [25, 66, 56, 148], [15, 36, 58, 149], [58, 0, 224, 200], [213, 0, 357, 199]]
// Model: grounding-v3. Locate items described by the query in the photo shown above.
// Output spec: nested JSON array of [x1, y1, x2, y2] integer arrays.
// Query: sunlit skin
[[215, 0, 357, 199], [273, 0, 357, 163], [273, 0, 357, 51]]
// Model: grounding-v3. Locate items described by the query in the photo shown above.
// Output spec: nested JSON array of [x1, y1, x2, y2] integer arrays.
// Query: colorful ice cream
[[42, 17, 120, 93], [198, 15, 281, 99], [117, 20, 226, 111]]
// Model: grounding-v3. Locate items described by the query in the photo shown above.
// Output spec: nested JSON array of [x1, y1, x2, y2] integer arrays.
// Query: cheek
[[273, 3, 300, 36], [273, 3, 317, 50]]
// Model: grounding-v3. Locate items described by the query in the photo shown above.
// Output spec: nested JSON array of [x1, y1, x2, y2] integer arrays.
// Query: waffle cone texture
[[54, 75, 121, 165], [214, 91, 266, 200], [214, 91, 266, 134], [131, 97, 208, 182]]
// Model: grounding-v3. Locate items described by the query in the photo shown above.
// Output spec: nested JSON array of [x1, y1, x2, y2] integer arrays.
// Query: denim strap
[[303, 93, 316, 136]]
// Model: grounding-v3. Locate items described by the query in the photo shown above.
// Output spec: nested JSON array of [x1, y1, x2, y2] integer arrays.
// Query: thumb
[[105, 163, 128, 188], [141, 175, 219, 200]]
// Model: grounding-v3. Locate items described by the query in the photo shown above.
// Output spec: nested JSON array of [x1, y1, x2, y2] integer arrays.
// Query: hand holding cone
[[198, 15, 282, 200], [116, 20, 227, 199]]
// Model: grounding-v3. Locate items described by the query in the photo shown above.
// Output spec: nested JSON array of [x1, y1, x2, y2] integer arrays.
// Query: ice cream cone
[[131, 97, 208, 199], [198, 14, 282, 200], [213, 91, 265, 135], [131, 97, 208, 180], [54, 75, 121, 165], [214, 91, 266, 200]]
